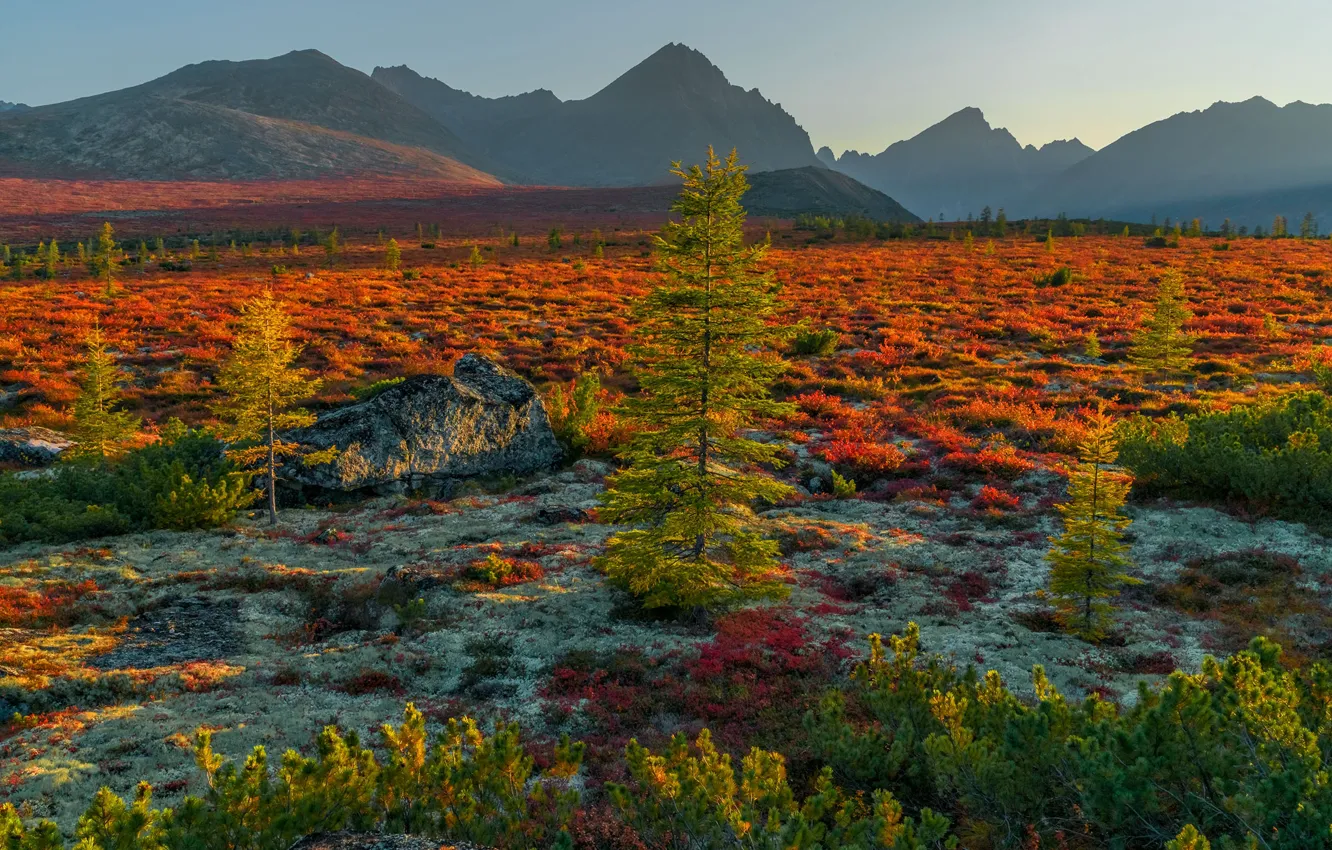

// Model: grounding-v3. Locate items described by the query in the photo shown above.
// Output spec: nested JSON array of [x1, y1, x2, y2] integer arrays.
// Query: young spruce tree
[[1047, 409, 1138, 640], [1129, 270, 1195, 375], [598, 148, 794, 610], [213, 291, 326, 525], [70, 326, 140, 460], [384, 237, 401, 272], [90, 222, 117, 296]]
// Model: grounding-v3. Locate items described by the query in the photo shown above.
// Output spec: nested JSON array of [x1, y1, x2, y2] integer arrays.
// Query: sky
[[3, 0, 1330, 154]]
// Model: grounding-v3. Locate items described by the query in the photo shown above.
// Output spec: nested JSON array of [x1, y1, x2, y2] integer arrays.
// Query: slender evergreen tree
[[597, 147, 794, 610], [384, 238, 401, 272], [324, 227, 340, 268], [1129, 271, 1195, 375], [70, 326, 140, 460], [87, 223, 117, 295], [213, 291, 325, 525], [1047, 409, 1138, 640]]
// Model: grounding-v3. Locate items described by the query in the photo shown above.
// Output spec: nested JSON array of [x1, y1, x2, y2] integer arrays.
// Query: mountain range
[[818, 109, 1095, 222], [2, 45, 1331, 227], [0, 51, 500, 182], [372, 44, 820, 186]]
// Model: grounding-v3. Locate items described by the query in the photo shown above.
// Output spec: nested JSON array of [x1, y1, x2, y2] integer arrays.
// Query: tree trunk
[[693, 200, 715, 561], [267, 389, 277, 526]]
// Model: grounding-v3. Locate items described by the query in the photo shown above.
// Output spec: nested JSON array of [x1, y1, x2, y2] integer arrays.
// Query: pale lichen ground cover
[[2, 460, 1329, 829]]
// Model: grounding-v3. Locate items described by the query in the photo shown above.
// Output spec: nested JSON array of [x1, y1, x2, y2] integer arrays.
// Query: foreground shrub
[[6, 628, 1327, 848], [609, 730, 955, 850], [0, 426, 253, 547], [547, 371, 603, 455], [804, 624, 1332, 848], [792, 328, 842, 356], [0, 704, 583, 850], [1117, 391, 1332, 525]]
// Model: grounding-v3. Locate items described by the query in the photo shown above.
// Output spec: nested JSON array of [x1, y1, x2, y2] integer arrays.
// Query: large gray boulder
[[286, 354, 562, 496], [0, 427, 74, 467]]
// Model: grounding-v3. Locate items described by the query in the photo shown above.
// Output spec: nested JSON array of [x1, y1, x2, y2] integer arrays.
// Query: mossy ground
[[2, 458, 1329, 829]]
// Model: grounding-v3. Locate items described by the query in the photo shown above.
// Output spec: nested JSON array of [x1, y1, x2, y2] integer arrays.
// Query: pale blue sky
[[3, 0, 1329, 153]]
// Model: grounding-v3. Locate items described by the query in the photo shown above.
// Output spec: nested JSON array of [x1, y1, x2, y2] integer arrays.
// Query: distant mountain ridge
[[0, 50, 502, 182], [1028, 97, 1332, 227], [822, 107, 1094, 220], [374, 44, 822, 187], [744, 166, 919, 221], [5, 46, 1332, 227]]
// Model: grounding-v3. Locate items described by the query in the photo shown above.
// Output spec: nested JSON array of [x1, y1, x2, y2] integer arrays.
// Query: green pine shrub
[[792, 328, 842, 356], [803, 624, 1332, 849], [0, 425, 253, 547], [5, 629, 1332, 848], [1, 704, 583, 850], [1116, 391, 1332, 526]]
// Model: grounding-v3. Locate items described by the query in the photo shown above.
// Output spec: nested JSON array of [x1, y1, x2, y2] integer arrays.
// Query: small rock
[[572, 458, 614, 483], [527, 505, 592, 526], [0, 427, 74, 467]]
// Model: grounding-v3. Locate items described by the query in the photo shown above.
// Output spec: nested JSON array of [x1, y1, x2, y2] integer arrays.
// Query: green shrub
[[351, 376, 405, 401], [1116, 391, 1332, 525], [803, 624, 1332, 849], [6, 628, 1329, 849], [546, 372, 601, 455], [831, 470, 857, 499], [610, 730, 954, 850], [1035, 266, 1073, 288], [792, 328, 842, 356], [0, 426, 253, 547], [0, 705, 582, 850]]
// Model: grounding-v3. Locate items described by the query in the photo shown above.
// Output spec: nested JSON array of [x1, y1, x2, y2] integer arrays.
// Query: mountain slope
[[376, 44, 821, 187], [744, 166, 919, 220], [0, 101, 28, 113], [0, 51, 501, 182], [827, 108, 1094, 220], [371, 65, 560, 151], [1029, 98, 1332, 226]]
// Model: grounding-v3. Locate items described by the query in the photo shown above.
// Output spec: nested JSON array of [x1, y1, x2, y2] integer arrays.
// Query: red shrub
[[0, 580, 99, 628], [972, 485, 1022, 512]]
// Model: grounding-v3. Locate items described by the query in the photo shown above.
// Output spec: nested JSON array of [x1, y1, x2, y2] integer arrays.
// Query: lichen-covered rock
[[286, 354, 561, 496], [0, 427, 74, 467]]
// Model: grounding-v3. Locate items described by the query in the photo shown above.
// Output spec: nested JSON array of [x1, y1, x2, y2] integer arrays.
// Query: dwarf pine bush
[[7, 631, 1332, 848], [0, 424, 253, 547], [1117, 391, 1332, 526]]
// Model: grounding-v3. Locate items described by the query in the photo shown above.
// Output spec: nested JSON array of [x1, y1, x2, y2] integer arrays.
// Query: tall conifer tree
[[1129, 271, 1195, 375], [70, 326, 140, 460], [213, 291, 325, 525], [598, 148, 793, 610], [1047, 409, 1138, 640]]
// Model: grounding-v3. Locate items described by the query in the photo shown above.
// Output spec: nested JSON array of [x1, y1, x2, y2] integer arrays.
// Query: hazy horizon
[[4, 0, 1330, 154]]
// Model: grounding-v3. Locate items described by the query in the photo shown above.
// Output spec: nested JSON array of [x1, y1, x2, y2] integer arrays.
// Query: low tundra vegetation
[[2, 625, 1327, 849]]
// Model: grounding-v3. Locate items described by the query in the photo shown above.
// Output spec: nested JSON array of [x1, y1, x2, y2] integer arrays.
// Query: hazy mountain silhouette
[[371, 65, 561, 151], [376, 43, 821, 187], [0, 101, 29, 113], [745, 167, 919, 221], [1027, 97, 1332, 227], [0, 50, 502, 182], [825, 108, 1094, 220]]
